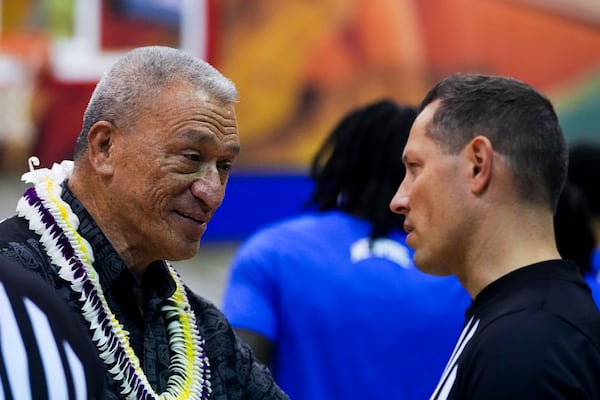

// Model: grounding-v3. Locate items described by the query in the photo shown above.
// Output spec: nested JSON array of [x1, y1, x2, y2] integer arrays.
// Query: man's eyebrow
[[179, 129, 241, 155], [227, 142, 241, 155]]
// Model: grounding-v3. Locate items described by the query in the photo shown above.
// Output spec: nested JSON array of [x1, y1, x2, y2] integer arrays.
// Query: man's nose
[[190, 167, 225, 210], [389, 181, 409, 216]]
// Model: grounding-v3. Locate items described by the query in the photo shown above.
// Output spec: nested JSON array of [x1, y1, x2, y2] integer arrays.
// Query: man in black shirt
[[0, 46, 287, 399], [390, 73, 600, 399]]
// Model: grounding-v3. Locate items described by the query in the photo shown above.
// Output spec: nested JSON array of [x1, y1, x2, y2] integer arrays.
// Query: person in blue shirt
[[567, 144, 600, 290], [221, 99, 471, 400], [554, 178, 600, 305]]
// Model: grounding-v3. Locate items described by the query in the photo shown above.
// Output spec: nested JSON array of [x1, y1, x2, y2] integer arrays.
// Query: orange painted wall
[[417, 0, 600, 89]]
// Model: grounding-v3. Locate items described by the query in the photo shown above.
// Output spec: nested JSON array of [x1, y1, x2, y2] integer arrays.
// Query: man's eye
[[184, 153, 201, 162], [218, 161, 233, 173]]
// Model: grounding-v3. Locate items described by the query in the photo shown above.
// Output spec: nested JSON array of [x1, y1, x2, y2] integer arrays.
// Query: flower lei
[[16, 158, 212, 400]]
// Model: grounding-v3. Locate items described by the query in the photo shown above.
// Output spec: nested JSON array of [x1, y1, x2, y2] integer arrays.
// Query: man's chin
[[414, 257, 448, 277], [165, 241, 201, 262]]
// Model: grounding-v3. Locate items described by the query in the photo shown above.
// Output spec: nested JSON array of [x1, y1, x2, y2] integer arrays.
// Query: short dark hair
[[306, 99, 417, 239], [420, 73, 568, 212]]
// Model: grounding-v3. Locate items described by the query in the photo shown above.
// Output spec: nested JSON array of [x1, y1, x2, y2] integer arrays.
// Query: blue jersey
[[222, 210, 471, 400]]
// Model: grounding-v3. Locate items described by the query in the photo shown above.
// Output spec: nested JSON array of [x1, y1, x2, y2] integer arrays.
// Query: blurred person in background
[[568, 143, 600, 285], [391, 73, 600, 399], [0, 46, 288, 400], [221, 99, 470, 400], [554, 178, 600, 305]]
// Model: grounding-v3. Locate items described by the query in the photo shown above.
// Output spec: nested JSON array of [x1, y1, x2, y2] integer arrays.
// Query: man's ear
[[86, 121, 116, 176], [468, 135, 494, 195]]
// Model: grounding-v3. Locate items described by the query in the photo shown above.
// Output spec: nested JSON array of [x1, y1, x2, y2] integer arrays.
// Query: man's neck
[[460, 206, 561, 299]]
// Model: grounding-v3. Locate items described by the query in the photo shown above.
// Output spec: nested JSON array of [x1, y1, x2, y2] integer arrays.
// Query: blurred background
[[1, 0, 599, 303]]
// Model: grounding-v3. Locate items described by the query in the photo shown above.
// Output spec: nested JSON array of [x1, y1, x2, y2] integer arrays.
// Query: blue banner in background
[[203, 173, 314, 242]]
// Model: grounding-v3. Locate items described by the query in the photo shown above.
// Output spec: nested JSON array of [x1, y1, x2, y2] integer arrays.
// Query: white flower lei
[[16, 158, 212, 400]]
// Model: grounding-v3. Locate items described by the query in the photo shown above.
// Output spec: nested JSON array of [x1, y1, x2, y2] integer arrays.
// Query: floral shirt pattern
[[0, 182, 288, 400]]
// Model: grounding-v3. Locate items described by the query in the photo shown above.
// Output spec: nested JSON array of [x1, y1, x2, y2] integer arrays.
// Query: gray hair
[[74, 46, 237, 158]]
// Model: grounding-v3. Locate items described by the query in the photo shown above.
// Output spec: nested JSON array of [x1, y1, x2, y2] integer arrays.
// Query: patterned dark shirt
[[0, 182, 288, 400]]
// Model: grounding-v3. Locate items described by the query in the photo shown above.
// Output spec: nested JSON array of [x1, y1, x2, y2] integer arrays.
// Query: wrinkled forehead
[[146, 83, 238, 127], [204, 100, 238, 135]]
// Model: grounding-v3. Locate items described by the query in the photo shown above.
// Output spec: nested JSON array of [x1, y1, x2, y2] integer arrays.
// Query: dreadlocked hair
[[306, 99, 417, 240]]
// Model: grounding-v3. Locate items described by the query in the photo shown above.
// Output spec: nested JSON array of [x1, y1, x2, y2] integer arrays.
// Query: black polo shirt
[[431, 260, 600, 400]]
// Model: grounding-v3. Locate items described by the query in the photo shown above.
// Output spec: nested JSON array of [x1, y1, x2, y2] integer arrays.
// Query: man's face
[[108, 83, 240, 263], [390, 101, 471, 276]]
